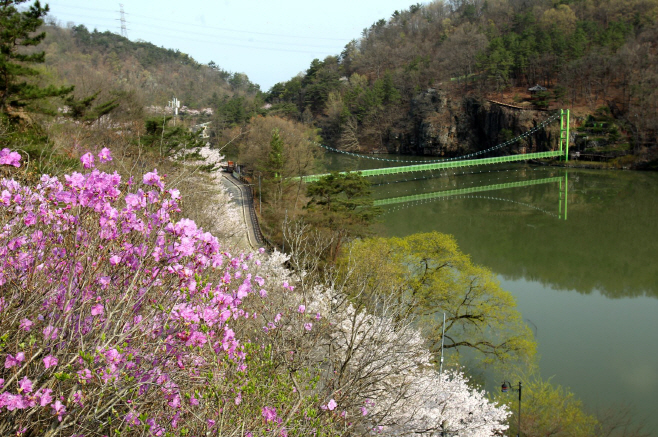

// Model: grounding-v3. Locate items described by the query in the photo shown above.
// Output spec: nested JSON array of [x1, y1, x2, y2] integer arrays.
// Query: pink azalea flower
[[168, 394, 181, 408], [23, 213, 36, 226], [43, 355, 58, 369], [304, 323, 313, 331], [0, 393, 27, 410], [5, 352, 25, 368], [298, 305, 306, 313], [43, 326, 58, 340], [0, 148, 22, 167], [91, 304, 104, 316], [80, 152, 95, 169], [143, 170, 164, 189], [36, 388, 53, 407], [262, 406, 277, 423], [19, 318, 33, 331], [186, 331, 207, 348], [169, 188, 181, 199], [104, 349, 122, 364], [77, 368, 92, 383], [98, 148, 112, 163], [327, 399, 337, 411], [361, 406, 368, 416], [18, 377, 33, 393], [51, 400, 66, 421]]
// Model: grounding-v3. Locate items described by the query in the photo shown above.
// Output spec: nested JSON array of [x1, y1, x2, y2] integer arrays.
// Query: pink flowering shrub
[[0, 150, 339, 436], [0, 148, 509, 436]]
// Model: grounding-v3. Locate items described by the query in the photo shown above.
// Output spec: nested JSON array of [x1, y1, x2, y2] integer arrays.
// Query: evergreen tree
[[0, 0, 72, 113], [63, 91, 119, 123], [305, 172, 380, 260], [267, 128, 284, 179]]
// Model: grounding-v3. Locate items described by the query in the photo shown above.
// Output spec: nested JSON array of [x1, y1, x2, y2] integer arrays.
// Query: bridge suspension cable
[[315, 112, 561, 164]]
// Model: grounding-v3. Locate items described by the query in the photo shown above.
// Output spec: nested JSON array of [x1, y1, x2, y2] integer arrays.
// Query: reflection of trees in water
[[379, 169, 658, 299]]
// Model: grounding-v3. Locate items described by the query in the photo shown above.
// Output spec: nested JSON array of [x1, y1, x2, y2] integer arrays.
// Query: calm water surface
[[324, 154, 658, 433]]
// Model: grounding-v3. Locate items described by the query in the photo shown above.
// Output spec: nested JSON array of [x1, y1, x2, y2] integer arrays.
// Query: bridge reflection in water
[[374, 173, 568, 220]]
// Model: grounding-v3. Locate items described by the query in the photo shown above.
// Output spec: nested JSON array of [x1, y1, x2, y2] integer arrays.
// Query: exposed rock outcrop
[[390, 90, 557, 158]]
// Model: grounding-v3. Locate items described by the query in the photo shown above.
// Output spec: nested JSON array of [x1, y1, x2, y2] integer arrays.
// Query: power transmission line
[[48, 1, 352, 42], [47, 10, 338, 55]]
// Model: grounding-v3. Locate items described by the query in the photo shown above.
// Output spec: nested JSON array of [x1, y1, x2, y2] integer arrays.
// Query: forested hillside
[[266, 0, 658, 167], [36, 23, 263, 130]]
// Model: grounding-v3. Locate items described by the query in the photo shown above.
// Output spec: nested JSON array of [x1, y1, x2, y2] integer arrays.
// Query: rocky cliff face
[[390, 89, 557, 158]]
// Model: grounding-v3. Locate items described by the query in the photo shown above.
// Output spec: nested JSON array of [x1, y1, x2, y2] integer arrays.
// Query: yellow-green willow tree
[[341, 232, 536, 367]]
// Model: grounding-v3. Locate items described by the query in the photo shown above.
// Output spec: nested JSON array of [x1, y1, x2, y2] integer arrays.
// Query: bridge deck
[[374, 176, 563, 206], [302, 150, 564, 182]]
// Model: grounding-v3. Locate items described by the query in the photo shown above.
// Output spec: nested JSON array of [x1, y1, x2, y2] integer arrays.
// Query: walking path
[[220, 172, 261, 251]]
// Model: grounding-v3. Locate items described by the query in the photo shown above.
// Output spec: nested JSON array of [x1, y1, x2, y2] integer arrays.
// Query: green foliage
[[141, 117, 206, 157], [0, 0, 72, 112], [71, 25, 198, 70], [209, 94, 262, 127], [0, 112, 78, 177], [303, 57, 341, 115], [63, 91, 119, 123], [494, 372, 598, 437], [478, 37, 514, 89], [342, 232, 536, 367], [305, 172, 379, 227], [305, 172, 380, 259], [534, 90, 551, 108], [267, 128, 285, 179]]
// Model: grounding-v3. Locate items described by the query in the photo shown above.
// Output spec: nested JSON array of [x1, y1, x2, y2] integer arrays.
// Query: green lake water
[[324, 154, 658, 434]]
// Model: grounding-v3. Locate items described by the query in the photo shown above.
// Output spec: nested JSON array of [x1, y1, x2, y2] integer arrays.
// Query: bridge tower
[[559, 109, 570, 161], [559, 172, 568, 220]]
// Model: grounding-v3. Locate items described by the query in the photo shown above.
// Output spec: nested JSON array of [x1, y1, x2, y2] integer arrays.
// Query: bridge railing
[[300, 150, 564, 182]]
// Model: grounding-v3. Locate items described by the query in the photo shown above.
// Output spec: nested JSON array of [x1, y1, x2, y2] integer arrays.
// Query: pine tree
[[0, 0, 72, 113], [267, 128, 284, 179]]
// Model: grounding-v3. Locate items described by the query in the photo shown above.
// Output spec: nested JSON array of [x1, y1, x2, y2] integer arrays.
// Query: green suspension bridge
[[300, 109, 571, 183]]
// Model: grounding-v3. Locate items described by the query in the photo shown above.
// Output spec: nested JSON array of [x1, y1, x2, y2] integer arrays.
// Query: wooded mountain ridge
[[265, 0, 658, 167], [37, 22, 263, 128]]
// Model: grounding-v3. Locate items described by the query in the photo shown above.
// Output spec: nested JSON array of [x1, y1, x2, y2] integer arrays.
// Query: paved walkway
[[220, 172, 260, 251]]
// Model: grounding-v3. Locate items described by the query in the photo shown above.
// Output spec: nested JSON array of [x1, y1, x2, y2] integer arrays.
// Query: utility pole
[[502, 381, 522, 437], [168, 97, 180, 126], [118, 4, 128, 38], [439, 312, 446, 376]]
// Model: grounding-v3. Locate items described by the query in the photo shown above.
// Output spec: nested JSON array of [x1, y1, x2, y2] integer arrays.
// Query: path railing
[[232, 172, 272, 249]]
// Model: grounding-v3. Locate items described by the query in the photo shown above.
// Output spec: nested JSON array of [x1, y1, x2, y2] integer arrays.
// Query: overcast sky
[[45, 0, 420, 91]]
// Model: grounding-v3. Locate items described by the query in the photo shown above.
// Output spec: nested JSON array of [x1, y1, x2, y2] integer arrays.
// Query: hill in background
[[36, 22, 263, 134], [264, 0, 658, 167]]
